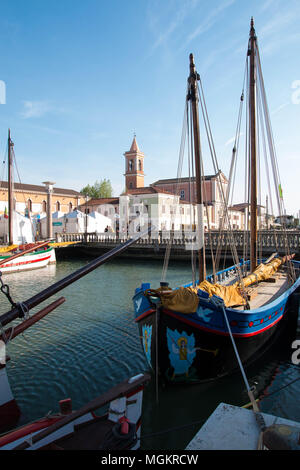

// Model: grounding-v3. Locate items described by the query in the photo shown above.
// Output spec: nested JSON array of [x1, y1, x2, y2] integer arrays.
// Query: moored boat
[[0, 373, 150, 450], [0, 131, 56, 272], [0, 243, 56, 274], [133, 19, 300, 384], [0, 230, 150, 432]]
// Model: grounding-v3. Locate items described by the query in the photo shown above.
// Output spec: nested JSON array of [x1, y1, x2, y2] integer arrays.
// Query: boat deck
[[223, 268, 290, 310], [247, 273, 289, 309], [40, 416, 130, 450]]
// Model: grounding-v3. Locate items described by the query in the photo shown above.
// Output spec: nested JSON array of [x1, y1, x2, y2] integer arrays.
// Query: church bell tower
[[124, 135, 145, 190]]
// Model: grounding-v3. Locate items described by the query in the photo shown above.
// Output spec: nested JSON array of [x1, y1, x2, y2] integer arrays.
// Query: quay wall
[[55, 230, 300, 261]]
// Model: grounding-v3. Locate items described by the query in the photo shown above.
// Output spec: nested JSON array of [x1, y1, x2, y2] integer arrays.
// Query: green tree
[[81, 179, 113, 198]]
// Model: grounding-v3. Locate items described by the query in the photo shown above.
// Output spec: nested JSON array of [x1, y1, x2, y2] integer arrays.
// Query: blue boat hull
[[133, 261, 300, 384]]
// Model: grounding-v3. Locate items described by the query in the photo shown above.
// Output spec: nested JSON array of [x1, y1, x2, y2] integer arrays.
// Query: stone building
[[81, 136, 252, 234], [0, 181, 84, 217]]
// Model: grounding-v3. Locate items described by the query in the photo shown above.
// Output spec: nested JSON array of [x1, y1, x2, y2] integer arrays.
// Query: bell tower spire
[[124, 135, 145, 190]]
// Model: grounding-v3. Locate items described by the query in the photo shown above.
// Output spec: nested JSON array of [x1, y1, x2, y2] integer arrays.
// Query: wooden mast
[[249, 18, 258, 272], [8, 129, 13, 246], [188, 53, 206, 283]]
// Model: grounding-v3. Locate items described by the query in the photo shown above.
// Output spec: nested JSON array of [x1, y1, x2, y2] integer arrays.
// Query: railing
[[56, 230, 300, 255]]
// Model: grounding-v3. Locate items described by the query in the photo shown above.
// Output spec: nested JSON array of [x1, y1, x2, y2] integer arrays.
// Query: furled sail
[[146, 256, 287, 312]]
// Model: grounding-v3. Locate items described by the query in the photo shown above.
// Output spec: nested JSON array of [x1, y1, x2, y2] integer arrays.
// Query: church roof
[[124, 135, 144, 155], [130, 136, 140, 152]]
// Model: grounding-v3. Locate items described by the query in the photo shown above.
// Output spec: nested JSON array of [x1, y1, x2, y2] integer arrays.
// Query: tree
[[81, 179, 113, 198]]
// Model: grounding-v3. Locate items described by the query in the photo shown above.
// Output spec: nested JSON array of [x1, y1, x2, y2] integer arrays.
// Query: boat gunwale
[[0, 246, 53, 260], [133, 260, 300, 336]]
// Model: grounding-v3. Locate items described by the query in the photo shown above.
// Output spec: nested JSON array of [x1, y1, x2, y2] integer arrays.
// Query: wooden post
[[249, 18, 258, 272], [188, 53, 206, 282], [8, 130, 13, 246]]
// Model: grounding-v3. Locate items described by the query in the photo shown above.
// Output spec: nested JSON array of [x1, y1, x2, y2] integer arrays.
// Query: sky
[[0, 0, 299, 216]]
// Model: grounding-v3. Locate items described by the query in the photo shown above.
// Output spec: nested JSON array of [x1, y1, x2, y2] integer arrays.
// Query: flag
[[278, 184, 283, 199], [4, 206, 8, 219]]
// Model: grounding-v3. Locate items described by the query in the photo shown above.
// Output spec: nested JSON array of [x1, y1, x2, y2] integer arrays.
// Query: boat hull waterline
[[133, 261, 300, 384]]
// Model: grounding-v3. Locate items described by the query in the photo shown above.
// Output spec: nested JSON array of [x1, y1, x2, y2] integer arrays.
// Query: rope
[[187, 99, 197, 286], [209, 294, 267, 448], [256, 45, 295, 281], [197, 79, 249, 307], [161, 92, 188, 283]]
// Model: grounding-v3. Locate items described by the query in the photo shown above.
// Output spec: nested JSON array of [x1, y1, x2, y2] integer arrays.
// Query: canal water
[[1, 254, 299, 450]]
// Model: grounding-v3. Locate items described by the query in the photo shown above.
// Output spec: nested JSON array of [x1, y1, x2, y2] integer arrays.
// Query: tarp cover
[[148, 257, 284, 313]]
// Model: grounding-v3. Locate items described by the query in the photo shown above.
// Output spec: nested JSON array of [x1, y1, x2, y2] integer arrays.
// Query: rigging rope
[[256, 44, 295, 281], [161, 91, 188, 283], [196, 78, 249, 306]]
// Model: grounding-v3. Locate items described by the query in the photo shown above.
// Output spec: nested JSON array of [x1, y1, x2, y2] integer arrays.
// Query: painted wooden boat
[[0, 246, 56, 274], [133, 20, 300, 384], [0, 373, 150, 450], [0, 131, 56, 272], [0, 232, 149, 432], [133, 259, 300, 384]]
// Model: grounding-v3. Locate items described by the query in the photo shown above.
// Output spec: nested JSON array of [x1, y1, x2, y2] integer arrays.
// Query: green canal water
[[1, 255, 299, 450]]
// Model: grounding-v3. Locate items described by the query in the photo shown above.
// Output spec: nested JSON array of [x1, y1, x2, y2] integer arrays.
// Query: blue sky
[[0, 0, 299, 215]]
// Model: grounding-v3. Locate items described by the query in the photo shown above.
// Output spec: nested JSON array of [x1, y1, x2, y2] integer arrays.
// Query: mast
[[8, 129, 14, 246], [188, 53, 206, 283], [249, 18, 258, 272]]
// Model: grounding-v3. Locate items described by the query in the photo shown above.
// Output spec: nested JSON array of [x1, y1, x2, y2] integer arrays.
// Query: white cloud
[[147, 0, 199, 53], [20, 100, 53, 119], [20, 100, 68, 119], [180, 0, 236, 50]]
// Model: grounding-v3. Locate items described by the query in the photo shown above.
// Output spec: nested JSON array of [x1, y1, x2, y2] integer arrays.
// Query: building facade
[[0, 181, 84, 218]]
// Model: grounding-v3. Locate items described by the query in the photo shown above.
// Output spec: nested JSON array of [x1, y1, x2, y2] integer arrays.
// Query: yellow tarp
[[147, 256, 284, 313], [49, 242, 80, 247], [237, 257, 283, 289], [0, 245, 18, 253]]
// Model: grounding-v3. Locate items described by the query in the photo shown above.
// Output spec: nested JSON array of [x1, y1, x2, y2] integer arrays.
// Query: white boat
[[0, 373, 150, 450], [0, 244, 56, 274], [0, 130, 56, 274]]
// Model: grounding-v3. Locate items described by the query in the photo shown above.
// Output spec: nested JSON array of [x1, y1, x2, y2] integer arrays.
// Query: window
[[180, 190, 185, 200], [129, 160, 133, 171], [69, 202, 72, 212], [56, 201, 61, 211], [27, 199, 32, 212], [138, 159, 142, 171], [129, 182, 133, 189], [42, 200, 47, 212]]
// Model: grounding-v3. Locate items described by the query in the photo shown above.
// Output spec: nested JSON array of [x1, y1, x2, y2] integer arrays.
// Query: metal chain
[[0, 271, 17, 309], [0, 271, 28, 319]]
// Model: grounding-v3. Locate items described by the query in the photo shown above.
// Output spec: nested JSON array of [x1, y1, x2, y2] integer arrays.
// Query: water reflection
[[1, 257, 299, 449]]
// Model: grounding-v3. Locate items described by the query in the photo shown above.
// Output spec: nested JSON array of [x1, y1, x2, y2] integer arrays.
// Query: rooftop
[[151, 171, 227, 186], [0, 181, 82, 197], [125, 186, 177, 196]]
